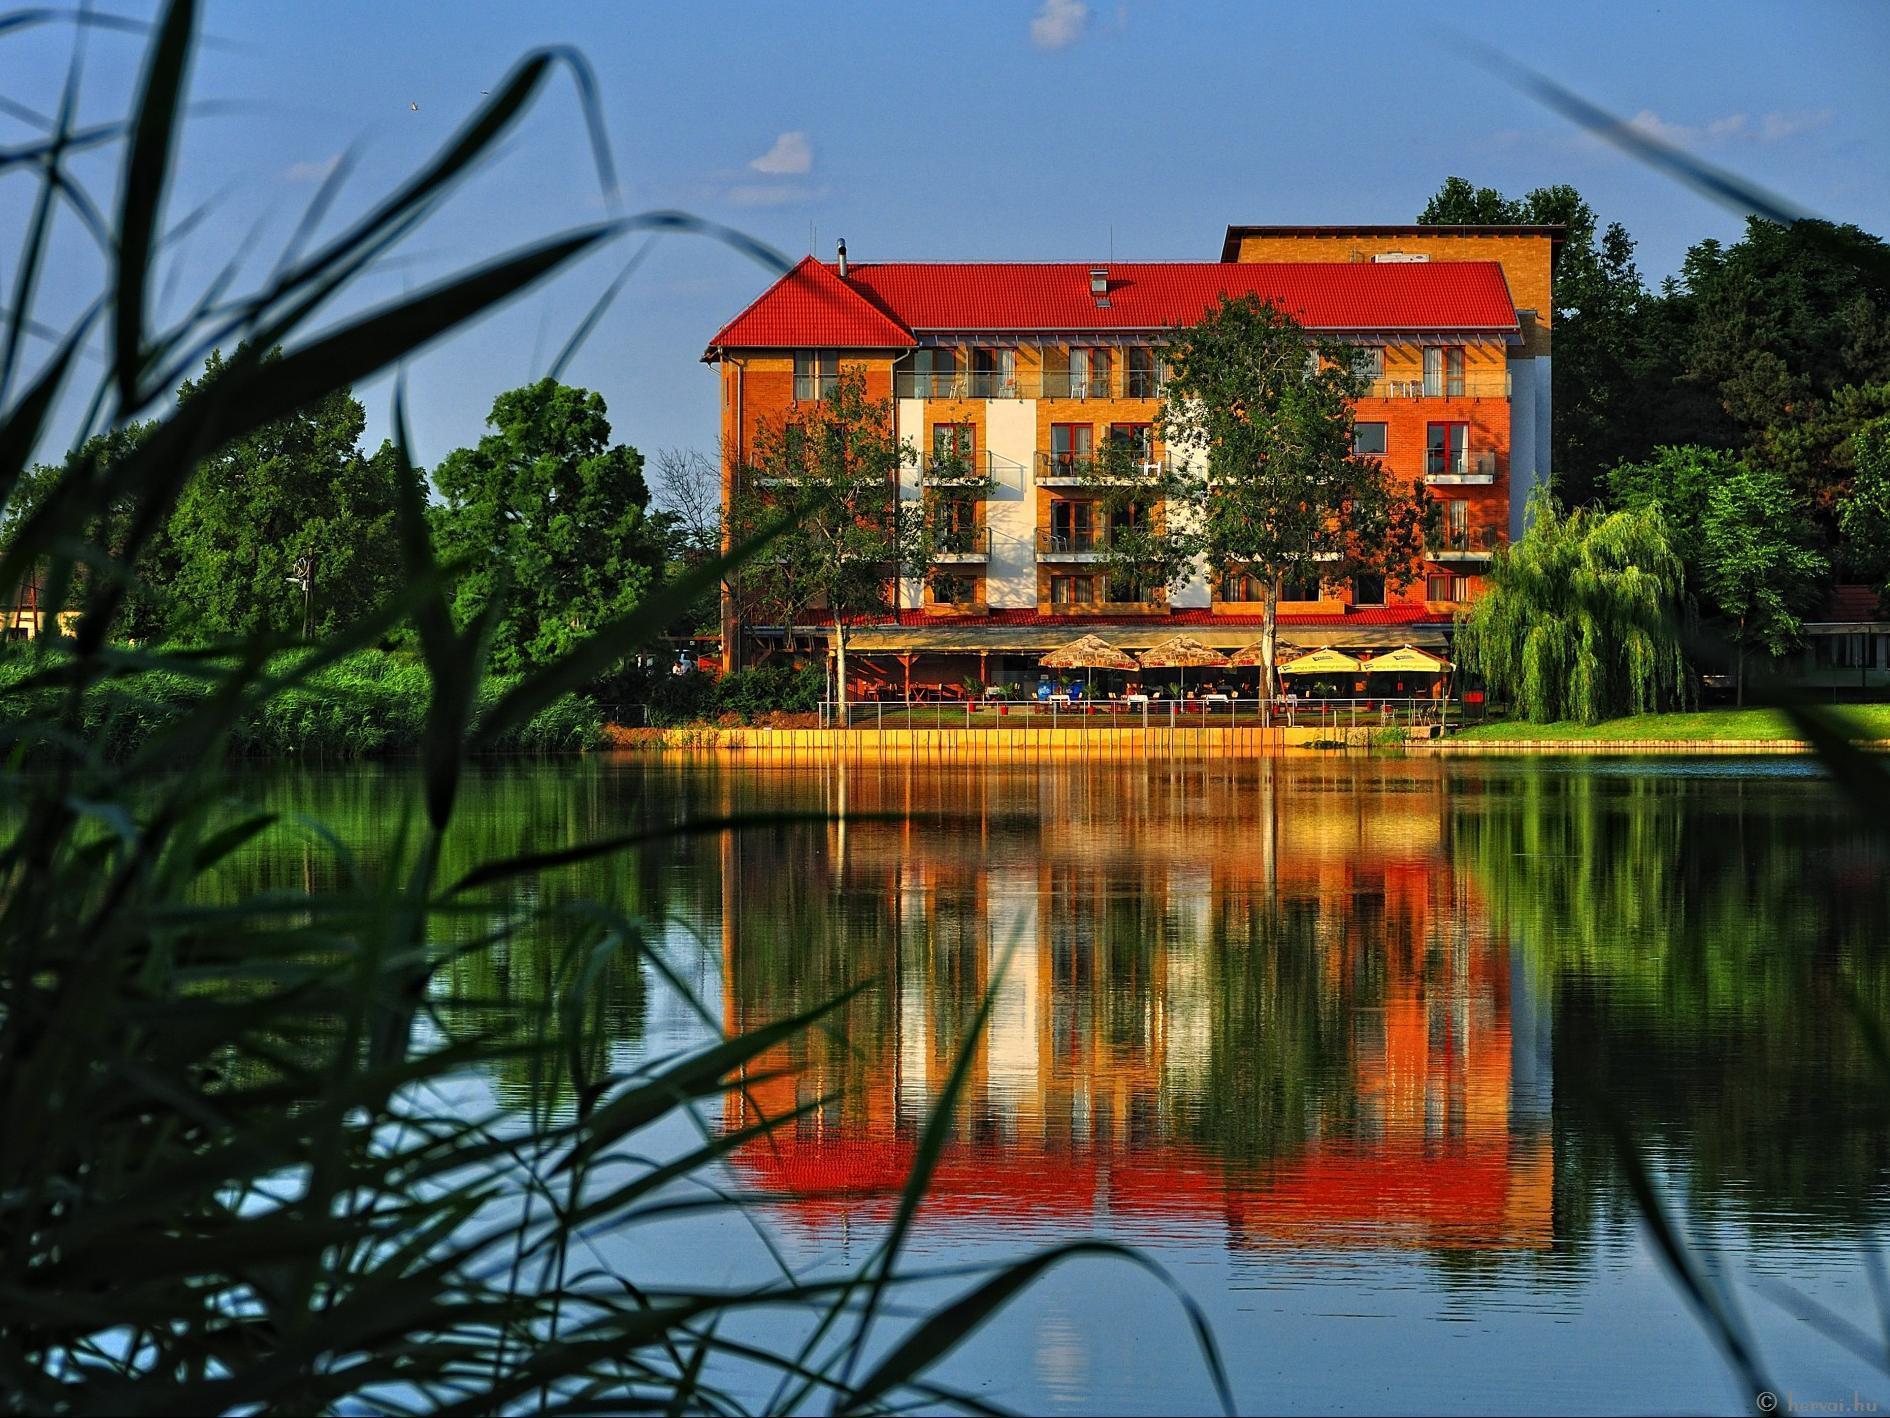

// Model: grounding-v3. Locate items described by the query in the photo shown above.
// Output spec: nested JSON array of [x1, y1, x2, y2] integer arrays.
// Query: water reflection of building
[[720, 761, 1553, 1254]]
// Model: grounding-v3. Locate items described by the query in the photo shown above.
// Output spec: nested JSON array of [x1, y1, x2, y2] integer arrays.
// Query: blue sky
[[7, 0, 1888, 480]]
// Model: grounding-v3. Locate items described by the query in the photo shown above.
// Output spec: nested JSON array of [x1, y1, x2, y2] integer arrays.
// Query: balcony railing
[[1035, 451, 1163, 485], [1365, 372, 1512, 400], [1428, 525, 1502, 559], [895, 368, 1165, 400], [1036, 525, 1153, 557], [1424, 449, 1499, 483], [918, 451, 996, 486], [931, 527, 992, 560]]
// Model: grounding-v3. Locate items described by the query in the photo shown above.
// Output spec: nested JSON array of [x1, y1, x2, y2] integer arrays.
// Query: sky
[[6, 0, 1888, 487]]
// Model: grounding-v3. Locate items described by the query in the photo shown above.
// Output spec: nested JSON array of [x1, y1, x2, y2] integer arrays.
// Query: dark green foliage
[[164, 350, 403, 640], [0, 647, 603, 757], [1606, 444, 1751, 577], [432, 378, 665, 673], [1837, 417, 1890, 588], [1698, 467, 1828, 700], [606, 661, 824, 725]]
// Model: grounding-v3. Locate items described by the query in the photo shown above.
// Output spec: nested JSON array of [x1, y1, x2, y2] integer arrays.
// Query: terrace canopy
[[1040, 634, 1141, 671]]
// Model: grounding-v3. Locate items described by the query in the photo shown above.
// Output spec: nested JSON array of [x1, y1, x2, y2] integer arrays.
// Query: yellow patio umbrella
[[1362, 644, 1451, 673], [1276, 647, 1363, 675]]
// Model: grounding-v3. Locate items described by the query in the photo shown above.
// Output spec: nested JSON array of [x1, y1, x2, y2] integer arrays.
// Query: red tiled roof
[[706, 260, 1519, 354], [1818, 583, 1887, 622], [706, 255, 916, 352]]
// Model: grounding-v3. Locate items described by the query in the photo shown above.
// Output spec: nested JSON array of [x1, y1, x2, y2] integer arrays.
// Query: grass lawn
[[1454, 705, 1890, 741]]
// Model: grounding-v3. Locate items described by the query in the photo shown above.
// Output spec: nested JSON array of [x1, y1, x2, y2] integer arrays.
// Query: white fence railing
[[816, 695, 1453, 732]]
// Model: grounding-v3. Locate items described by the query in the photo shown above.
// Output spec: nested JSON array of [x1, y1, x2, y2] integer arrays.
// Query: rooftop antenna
[[1109, 223, 1114, 261]]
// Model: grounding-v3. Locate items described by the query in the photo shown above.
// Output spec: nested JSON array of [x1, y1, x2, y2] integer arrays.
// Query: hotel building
[[704, 223, 1560, 691]]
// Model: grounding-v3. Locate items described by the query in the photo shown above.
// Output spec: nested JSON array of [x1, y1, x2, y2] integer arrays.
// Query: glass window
[[931, 423, 974, 470], [1426, 422, 1468, 476], [1051, 575, 1094, 607], [1422, 346, 1465, 397], [1108, 423, 1153, 459], [1352, 346, 1384, 384], [1126, 346, 1161, 397], [1352, 422, 1388, 457], [908, 348, 959, 398], [1280, 574, 1320, 602], [1071, 348, 1112, 399], [971, 347, 1016, 398], [793, 350, 838, 401], [1353, 573, 1385, 605], [1048, 423, 1094, 477]]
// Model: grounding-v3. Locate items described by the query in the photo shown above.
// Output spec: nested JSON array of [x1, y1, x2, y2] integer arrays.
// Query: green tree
[[726, 366, 916, 712], [1697, 467, 1827, 703], [164, 350, 401, 642], [1836, 417, 1890, 592], [432, 379, 664, 674], [1456, 490, 1691, 723], [1154, 295, 1430, 697], [1605, 444, 1751, 578]]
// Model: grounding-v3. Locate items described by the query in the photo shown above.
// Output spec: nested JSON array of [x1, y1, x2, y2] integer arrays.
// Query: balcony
[[1364, 372, 1511, 400], [918, 451, 997, 487], [1040, 370, 1114, 400], [1428, 525, 1502, 561], [1424, 449, 1499, 485], [896, 370, 1022, 400], [893, 365, 1165, 400], [1037, 525, 1140, 560], [1035, 451, 1163, 486], [931, 528, 992, 562]]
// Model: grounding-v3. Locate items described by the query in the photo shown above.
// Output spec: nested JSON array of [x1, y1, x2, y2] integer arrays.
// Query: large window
[[1048, 498, 1098, 551], [1352, 346, 1385, 385], [1048, 422, 1094, 477], [906, 348, 960, 398], [1353, 573, 1386, 606], [929, 425, 975, 463], [970, 347, 1017, 398], [1426, 422, 1468, 477], [1425, 572, 1472, 602], [793, 350, 838, 401], [1352, 422, 1388, 457], [1050, 574, 1096, 607], [1280, 574, 1321, 602], [1126, 346, 1161, 397], [1422, 346, 1465, 398], [1219, 569, 1320, 602], [1108, 423, 1153, 466], [929, 572, 979, 607], [1070, 347, 1112, 399]]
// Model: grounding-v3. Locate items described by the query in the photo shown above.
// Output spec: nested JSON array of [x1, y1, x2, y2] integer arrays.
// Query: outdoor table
[[1202, 694, 1230, 708], [1125, 694, 1149, 707], [1049, 694, 1073, 707]]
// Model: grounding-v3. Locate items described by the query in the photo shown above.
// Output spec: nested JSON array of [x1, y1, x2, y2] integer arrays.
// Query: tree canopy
[[431, 379, 664, 674], [1697, 466, 1827, 702], [1456, 491, 1690, 723]]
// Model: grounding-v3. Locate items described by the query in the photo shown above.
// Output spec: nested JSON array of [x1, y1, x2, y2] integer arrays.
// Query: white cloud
[[749, 130, 812, 176], [1029, 0, 1088, 50], [283, 154, 341, 183], [1625, 108, 1831, 148]]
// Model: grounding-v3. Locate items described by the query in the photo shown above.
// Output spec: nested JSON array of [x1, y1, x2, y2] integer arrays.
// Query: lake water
[[227, 754, 1890, 1415]]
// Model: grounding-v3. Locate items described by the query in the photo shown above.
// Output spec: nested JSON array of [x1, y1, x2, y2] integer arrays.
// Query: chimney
[[837, 237, 848, 278], [1089, 266, 1108, 297]]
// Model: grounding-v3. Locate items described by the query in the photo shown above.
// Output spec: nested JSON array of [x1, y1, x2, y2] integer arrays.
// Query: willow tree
[[1457, 489, 1691, 722], [726, 367, 916, 712], [1153, 295, 1431, 697]]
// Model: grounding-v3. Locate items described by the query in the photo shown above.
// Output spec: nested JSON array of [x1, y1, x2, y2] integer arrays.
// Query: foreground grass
[[1456, 705, 1890, 741]]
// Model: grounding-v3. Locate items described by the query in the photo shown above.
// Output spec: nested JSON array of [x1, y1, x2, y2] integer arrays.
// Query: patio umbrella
[[1039, 633, 1140, 672], [1276, 647, 1363, 675], [1227, 642, 1272, 667], [1138, 634, 1230, 696], [1362, 644, 1451, 673]]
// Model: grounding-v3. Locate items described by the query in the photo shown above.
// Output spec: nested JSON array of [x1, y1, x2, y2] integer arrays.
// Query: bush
[[0, 647, 605, 759], [604, 660, 823, 726]]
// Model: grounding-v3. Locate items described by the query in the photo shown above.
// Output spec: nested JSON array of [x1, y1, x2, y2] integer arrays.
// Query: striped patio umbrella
[[1137, 635, 1231, 670], [1039, 633, 1141, 671]]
